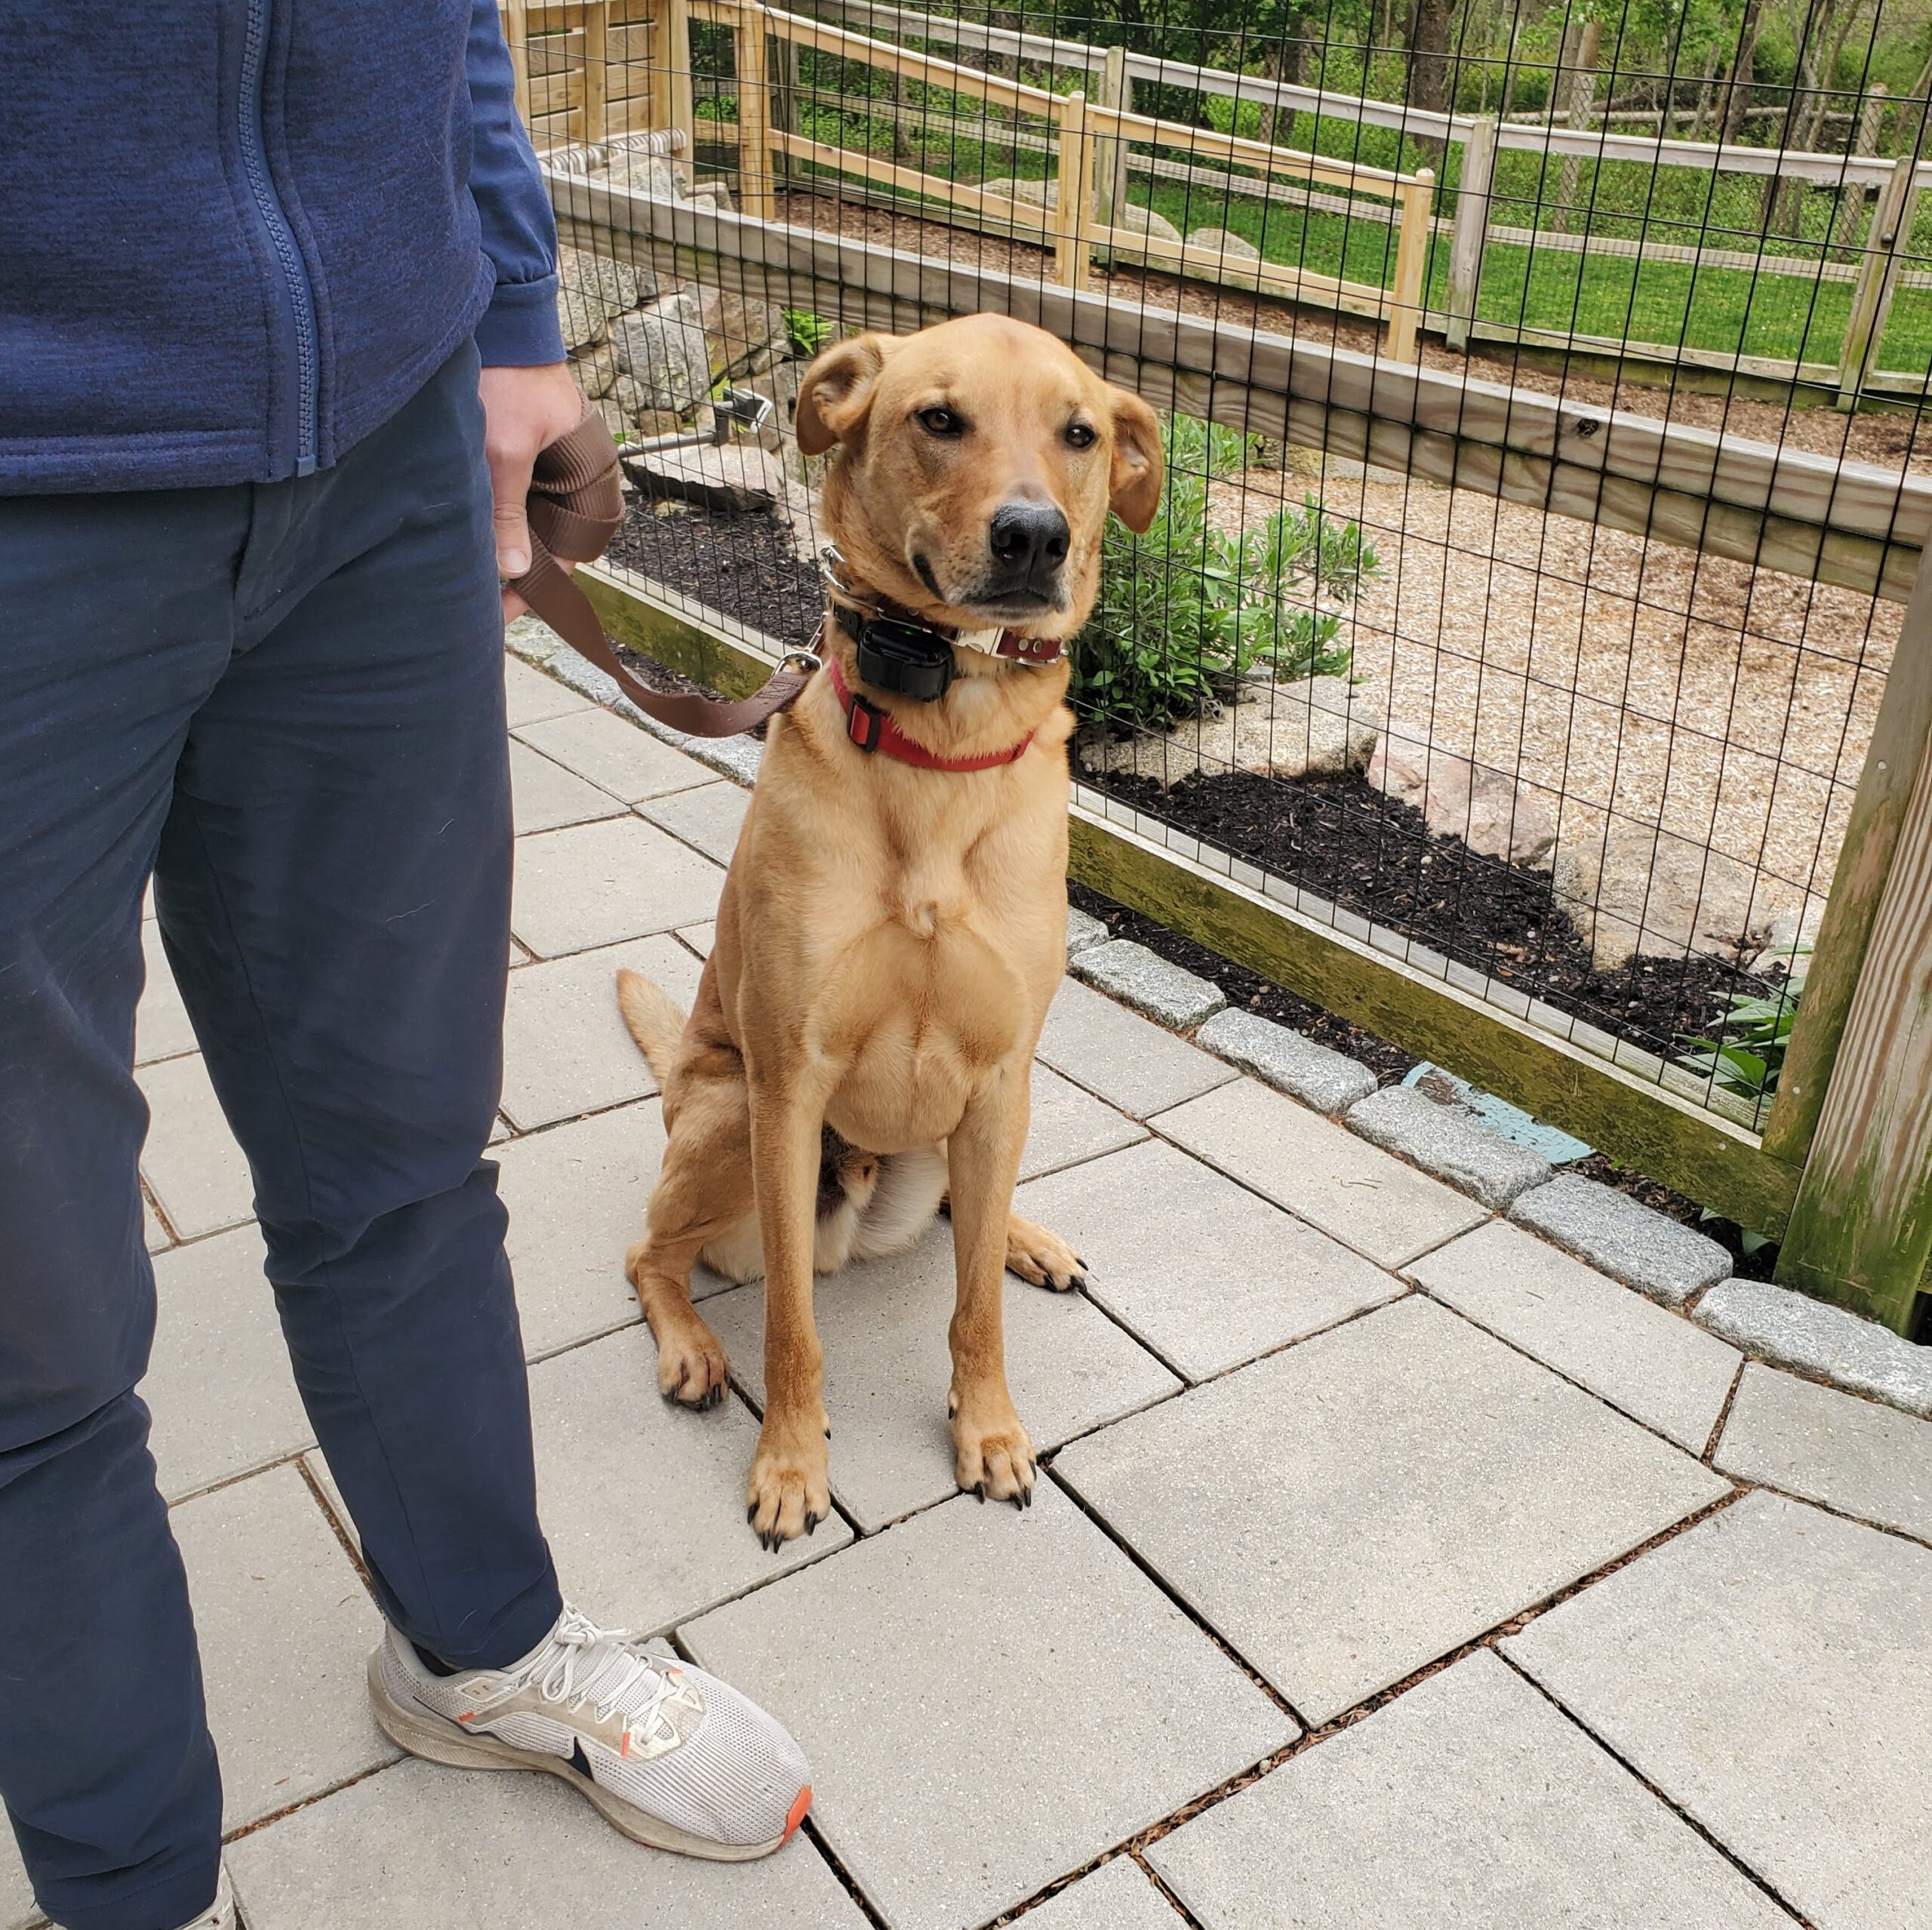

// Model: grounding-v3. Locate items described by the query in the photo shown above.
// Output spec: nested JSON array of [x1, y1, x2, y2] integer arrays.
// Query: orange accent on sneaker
[[620, 1731, 631, 1759], [783, 1786, 814, 1844], [457, 1712, 475, 1723]]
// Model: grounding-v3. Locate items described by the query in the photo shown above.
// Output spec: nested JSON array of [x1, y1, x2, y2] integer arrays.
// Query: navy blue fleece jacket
[[0, 1, 567, 492]]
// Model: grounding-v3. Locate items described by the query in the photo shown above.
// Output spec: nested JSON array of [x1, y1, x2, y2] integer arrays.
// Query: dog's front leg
[[746, 1074, 834, 1548], [945, 1061, 1036, 1507]]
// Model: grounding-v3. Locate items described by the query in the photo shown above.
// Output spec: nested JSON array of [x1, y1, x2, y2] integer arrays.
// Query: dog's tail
[[615, 969, 688, 1084]]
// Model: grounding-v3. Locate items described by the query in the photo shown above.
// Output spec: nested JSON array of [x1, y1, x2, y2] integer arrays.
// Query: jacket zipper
[[238, 0, 320, 476]]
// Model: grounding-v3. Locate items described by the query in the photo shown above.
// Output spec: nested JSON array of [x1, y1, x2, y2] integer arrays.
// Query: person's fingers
[[491, 443, 535, 582]]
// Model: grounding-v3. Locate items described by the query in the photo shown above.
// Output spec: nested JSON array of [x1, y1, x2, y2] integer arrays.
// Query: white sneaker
[[168, 1867, 235, 1930], [369, 1607, 811, 1860]]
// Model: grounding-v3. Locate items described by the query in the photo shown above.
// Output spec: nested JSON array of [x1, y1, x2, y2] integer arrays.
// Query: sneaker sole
[[368, 1652, 811, 1862]]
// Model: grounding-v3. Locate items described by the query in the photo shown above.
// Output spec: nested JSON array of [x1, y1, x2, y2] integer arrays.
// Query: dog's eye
[[1064, 421, 1097, 449], [917, 407, 963, 437]]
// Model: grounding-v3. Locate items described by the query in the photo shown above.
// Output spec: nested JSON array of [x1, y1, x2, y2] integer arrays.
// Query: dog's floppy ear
[[795, 333, 897, 456], [1107, 388, 1164, 534]]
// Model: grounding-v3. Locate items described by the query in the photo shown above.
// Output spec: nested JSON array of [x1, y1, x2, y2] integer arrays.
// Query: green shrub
[[1075, 413, 1380, 731], [783, 309, 835, 359], [1675, 950, 1809, 1104]]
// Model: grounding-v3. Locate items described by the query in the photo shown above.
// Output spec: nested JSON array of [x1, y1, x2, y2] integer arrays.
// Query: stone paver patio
[[8, 645, 1929, 1930]]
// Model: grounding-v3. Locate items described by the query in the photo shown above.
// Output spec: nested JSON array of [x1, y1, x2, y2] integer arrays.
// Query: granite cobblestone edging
[[504, 629, 1927, 1417]]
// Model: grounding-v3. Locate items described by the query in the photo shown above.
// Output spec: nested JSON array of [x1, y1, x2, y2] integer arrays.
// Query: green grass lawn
[[782, 88, 1932, 378]]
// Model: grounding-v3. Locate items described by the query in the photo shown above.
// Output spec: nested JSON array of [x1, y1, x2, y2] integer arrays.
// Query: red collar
[[826, 657, 1035, 771]]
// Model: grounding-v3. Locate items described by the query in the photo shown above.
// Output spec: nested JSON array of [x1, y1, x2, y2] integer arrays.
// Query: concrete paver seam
[[1134, 1113, 1474, 1273], [164, 1450, 315, 1515], [986, 1852, 1211, 1928], [294, 1454, 376, 1595], [143, 1177, 179, 1249], [1490, 1647, 1817, 1928], [1700, 1353, 1750, 1464], [1404, 1285, 1730, 1470]]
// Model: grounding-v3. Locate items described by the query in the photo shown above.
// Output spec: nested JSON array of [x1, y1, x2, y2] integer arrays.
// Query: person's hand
[[479, 361, 586, 620]]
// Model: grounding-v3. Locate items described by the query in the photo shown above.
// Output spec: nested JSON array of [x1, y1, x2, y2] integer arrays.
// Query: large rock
[[619, 440, 790, 513], [980, 178, 1183, 246], [568, 339, 619, 400], [1551, 821, 1793, 971], [1368, 741, 1558, 870], [696, 285, 786, 380], [556, 246, 653, 352], [610, 293, 712, 415], [1081, 674, 1377, 787], [1185, 226, 1262, 263], [605, 152, 678, 200]]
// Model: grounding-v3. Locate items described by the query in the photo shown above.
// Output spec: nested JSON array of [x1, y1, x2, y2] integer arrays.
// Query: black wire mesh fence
[[517, 0, 1932, 1144]]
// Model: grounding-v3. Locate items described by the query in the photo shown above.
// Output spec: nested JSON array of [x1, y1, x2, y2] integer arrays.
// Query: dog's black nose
[[989, 500, 1070, 578]]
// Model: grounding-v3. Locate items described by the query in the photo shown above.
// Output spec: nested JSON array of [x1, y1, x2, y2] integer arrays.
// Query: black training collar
[[830, 600, 957, 702]]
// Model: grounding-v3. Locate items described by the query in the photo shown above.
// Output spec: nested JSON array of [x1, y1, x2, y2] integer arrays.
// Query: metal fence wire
[[513, 0, 1932, 1165]]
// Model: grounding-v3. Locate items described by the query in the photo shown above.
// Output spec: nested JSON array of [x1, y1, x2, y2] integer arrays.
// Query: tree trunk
[[1720, 0, 1765, 147], [1407, 0, 1457, 117]]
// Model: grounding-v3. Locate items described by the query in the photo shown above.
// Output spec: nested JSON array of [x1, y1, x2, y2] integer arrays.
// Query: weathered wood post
[[1054, 91, 1092, 289], [1094, 45, 1129, 230], [1770, 550, 1932, 1335], [1386, 167, 1433, 362], [771, 29, 800, 189], [733, 0, 775, 220], [668, 0, 699, 171], [1836, 154, 1920, 408], [1444, 117, 1495, 352], [580, 0, 611, 146], [1832, 83, 1887, 250]]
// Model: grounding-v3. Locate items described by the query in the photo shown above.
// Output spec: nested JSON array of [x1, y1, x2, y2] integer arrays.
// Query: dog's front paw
[[746, 1419, 832, 1551], [951, 1394, 1037, 1509], [646, 1310, 732, 1411], [1004, 1214, 1087, 1293]]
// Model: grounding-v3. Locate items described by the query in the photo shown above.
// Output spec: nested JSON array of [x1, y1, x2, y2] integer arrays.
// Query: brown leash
[[506, 408, 817, 739]]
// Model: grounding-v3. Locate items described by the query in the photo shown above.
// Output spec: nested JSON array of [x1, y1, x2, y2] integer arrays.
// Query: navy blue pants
[[0, 343, 564, 1930]]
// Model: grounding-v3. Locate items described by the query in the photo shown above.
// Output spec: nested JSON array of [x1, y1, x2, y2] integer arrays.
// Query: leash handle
[[508, 408, 816, 740]]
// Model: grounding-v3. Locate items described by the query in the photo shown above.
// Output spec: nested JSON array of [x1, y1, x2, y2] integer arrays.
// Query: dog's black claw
[[1070, 1273, 1088, 1291], [746, 1502, 758, 1525], [1076, 1256, 1089, 1271], [804, 1512, 820, 1535], [973, 1481, 986, 1503]]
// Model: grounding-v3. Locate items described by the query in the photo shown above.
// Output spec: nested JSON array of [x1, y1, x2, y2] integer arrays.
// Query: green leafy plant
[[1075, 412, 1380, 730], [1675, 950, 1809, 1104], [783, 309, 835, 359]]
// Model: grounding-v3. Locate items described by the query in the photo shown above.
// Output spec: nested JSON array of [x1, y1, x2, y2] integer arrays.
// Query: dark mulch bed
[[1081, 763, 1778, 1077], [606, 494, 822, 649]]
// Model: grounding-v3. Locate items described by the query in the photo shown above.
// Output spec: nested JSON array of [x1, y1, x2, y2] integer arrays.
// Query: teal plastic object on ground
[[1401, 1064, 1595, 1165]]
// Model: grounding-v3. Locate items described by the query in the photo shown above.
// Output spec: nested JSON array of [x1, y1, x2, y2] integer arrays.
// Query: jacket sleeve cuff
[[475, 272, 566, 366]]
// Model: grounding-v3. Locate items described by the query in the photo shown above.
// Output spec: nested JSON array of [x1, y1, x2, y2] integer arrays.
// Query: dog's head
[[795, 315, 1162, 638]]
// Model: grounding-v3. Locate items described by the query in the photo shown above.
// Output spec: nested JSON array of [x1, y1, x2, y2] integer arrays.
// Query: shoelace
[[502, 1607, 678, 1733]]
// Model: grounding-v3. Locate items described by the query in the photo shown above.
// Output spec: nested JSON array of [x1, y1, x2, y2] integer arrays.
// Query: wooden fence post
[[1094, 45, 1128, 230], [771, 31, 800, 188], [1445, 117, 1494, 352], [664, 0, 696, 168], [1837, 155, 1919, 408], [502, 0, 532, 128], [1831, 83, 1887, 250], [1054, 91, 1091, 289], [1386, 167, 1433, 362], [734, 2, 774, 219], [1768, 549, 1932, 1334], [580, 0, 610, 146]]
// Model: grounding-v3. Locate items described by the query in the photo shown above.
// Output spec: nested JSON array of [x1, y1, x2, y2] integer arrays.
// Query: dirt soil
[[607, 494, 825, 648]]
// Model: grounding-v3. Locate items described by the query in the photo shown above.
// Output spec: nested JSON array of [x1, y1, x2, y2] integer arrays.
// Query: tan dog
[[620, 313, 1162, 1547]]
